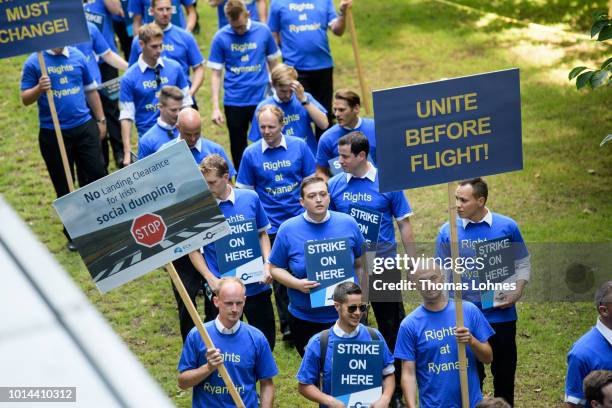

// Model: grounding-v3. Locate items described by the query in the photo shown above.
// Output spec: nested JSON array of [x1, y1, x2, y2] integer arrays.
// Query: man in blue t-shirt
[[395, 267, 494, 408], [178, 278, 278, 408], [435, 177, 530, 407], [128, 0, 205, 104], [210, 0, 266, 28], [565, 281, 612, 407], [129, 0, 196, 33], [248, 63, 328, 155], [138, 85, 183, 159], [328, 131, 415, 407], [269, 176, 366, 356], [21, 47, 108, 251], [207, 0, 281, 168], [316, 89, 376, 178], [119, 23, 192, 166], [269, 0, 351, 138], [189, 154, 275, 350], [297, 282, 395, 408]]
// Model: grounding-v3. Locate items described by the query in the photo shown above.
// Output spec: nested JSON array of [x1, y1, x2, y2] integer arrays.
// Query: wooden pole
[[37, 52, 74, 193], [609, 0, 612, 21], [166, 263, 245, 408], [345, 7, 372, 116], [447, 182, 470, 408]]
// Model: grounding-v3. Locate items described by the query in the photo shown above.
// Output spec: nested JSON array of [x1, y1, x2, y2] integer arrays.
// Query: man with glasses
[[296, 282, 395, 408], [119, 23, 192, 166]]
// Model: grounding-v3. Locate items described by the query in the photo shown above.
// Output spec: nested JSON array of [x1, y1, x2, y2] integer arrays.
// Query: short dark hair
[[475, 397, 511, 408], [224, 0, 247, 21], [595, 281, 612, 308], [584, 370, 612, 404], [338, 131, 369, 157], [333, 282, 362, 303], [334, 89, 361, 108], [459, 177, 488, 203], [300, 175, 327, 198], [200, 154, 229, 178], [158, 86, 184, 106]]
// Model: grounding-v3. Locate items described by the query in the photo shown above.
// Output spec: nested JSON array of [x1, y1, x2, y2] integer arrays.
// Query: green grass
[[0, 0, 610, 407]]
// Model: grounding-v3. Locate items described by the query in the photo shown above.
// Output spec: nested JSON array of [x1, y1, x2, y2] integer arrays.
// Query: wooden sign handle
[[346, 7, 372, 116]]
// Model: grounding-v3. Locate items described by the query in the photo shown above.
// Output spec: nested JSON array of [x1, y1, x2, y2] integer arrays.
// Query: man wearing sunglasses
[[296, 282, 395, 408]]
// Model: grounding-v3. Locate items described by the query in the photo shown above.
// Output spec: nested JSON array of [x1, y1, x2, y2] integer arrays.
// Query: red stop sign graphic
[[131, 213, 167, 247]]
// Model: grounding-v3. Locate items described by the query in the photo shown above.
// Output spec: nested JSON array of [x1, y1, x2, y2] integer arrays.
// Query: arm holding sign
[[21, 75, 51, 106], [189, 250, 220, 292], [270, 264, 320, 293], [371, 374, 394, 408], [330, 0, 351, 36], [178, 347, 223, 389], [259, 232, 273, 284], [297, 383, 346, 408], [455, 326, 493, 364]]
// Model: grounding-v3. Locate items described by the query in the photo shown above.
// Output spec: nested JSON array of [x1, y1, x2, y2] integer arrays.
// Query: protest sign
[[348, 204, 382, 244], [215, 218, 264, 284], [331, 340, 383, 407], [373, 69, 522, 193], [305, 238, 354, 307], [474, 237, 518, 309], [53, 141, 230, 293]]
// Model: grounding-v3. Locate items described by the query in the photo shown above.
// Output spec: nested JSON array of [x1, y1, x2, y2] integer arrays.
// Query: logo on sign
[[130, 213, 167, 247]]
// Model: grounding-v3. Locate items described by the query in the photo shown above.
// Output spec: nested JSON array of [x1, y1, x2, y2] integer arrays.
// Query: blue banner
[[373, 69, 522, 192], [305, 238, 354, 308], [474, 236, 517, 309], [215, 218, 264, 285], [0, 0, 89, 59], [348, 204, 382, 244], [331, 340, 383, 406]]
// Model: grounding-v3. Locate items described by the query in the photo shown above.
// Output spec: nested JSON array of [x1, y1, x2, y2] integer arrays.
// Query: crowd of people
[[19, 0, 611, 407]]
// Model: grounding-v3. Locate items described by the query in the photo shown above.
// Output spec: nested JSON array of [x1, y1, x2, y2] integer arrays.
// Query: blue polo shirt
[[21, 48, 96, 130], [128, 24, 204, 84], [178, 320, 278, 408], [435, 211, 529, 324], [75, 22, 111, 85], [207, 20, 281, 106], [83, 0, 118, 53], [216, 0, 261, 28], [297, 323, 395, 403], [328, 166, 412, 247], [268, 0, 337, 70], [202, 188, 271, 297], [138, 118, 179, 159], [236, 135, 316, 233], [160, 137, 237, 177], [248, 92, 326, 155], [565, 322, 612, 406], [119, 56, 191, 136], [395, 300, 495, 408], [269, 211, 365, 323], [128, 0, 195, 29], [316, 118, 377, 173]]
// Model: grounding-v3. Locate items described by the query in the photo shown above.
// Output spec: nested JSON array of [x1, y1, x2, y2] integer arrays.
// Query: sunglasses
[[347, 304, 368, 314]]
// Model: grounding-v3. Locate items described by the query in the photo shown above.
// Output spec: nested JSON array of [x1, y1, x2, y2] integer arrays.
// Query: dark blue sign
[[348, 204, 382, 244], [332, 340, 383, 406], [215, 219, 263, 284], [474, 236, 516, 309], [373, 69, 522, 192], [305, 237, 354, 308], [0, 0, 89, 59]]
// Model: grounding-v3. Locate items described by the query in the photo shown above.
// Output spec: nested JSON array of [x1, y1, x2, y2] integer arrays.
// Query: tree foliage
[[569, 11, 611, 90]]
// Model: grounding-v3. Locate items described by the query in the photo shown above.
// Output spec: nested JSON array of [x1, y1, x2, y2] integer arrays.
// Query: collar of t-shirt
[[157, 117, 176, 131], [461, 208, 492, 228], [46, 48, 69, 58], [341, 117, 363, 131], [214, 317, 241, 334], [346, 163, 377, 183], [332, 322, 360, 338], [216, 185, 236, 205], [190, 137, 203, 152], [262, 134, 287, 152], [137, 54, 165, 73], [302, 210, 331, 224], [596, 318, 612, 346]]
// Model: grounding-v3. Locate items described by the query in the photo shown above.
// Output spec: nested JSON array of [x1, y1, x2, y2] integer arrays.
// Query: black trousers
[[269, 233, 291, 335], [112, 20, 133, 60], [297, 67, 334, 140], [98, 62, 124, 169], [39, 119, 107, 240], [288, 314, 334, 357], [371, 301, 405, 396], [170, 254, 204, 343], [224, 104, 256, 169], [477, 320, 517, 407]]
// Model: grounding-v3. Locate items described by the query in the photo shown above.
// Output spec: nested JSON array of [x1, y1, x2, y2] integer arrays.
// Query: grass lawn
[[0, 0, 610, 407]]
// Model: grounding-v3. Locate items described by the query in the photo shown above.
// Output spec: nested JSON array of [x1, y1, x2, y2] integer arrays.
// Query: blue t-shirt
[[297, 324, 395, 404], [83, 0, 118, 53], [565, 325, 612, 406], [248, 92, 326, 155], [202, 188, 271, 297], [138, 120, 179, 159], [236, 136, 316, 233], [328, 167, 412, 247], [128, 0, 195, 29], [128, 24, 204, 84], [435, 212, 529, 324], [160, 137, 237, 177], [178, 321, 279, 408], [119, 57, 190, 136], [395, 300, 495, 408], [268, 211, 365, 323], [75, 22, 111, 85], [207, 21, 280, 106], [268, 0, 336, 70], [217, 0, 261, 28], [316, 118, 377, 170], [21, 48, 95, 130]]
